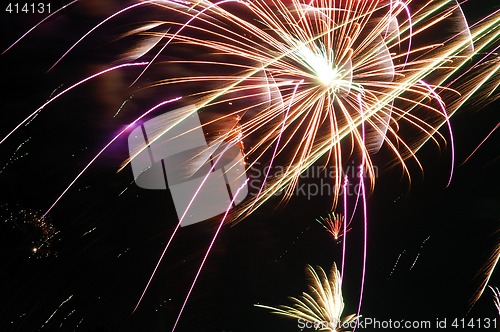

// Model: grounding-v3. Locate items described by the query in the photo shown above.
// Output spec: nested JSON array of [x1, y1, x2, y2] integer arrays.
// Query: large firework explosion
[[0, 0, 499, 330]]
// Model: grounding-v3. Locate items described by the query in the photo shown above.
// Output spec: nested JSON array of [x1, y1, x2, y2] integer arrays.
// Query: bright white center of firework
[[298, 45, 341, 87]]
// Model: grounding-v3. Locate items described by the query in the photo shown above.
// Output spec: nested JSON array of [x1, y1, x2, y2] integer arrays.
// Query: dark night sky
[[0, 1, 499, 331]]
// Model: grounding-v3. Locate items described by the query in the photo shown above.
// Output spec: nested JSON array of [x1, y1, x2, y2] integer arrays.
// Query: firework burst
[[317, 212, 350, 241], [256, 263, 359, 331], [0, 0, 498, 221], [0, 204, 59, 258]]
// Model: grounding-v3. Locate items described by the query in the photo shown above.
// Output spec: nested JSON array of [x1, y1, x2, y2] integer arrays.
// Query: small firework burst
[[256, 263, 359, 331], [317, 212, 351, 241], [1, 204, 58, 258]]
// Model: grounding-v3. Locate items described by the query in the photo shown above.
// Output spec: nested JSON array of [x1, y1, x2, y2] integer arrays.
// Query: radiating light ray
[[409, 235, 430, 271], [0, 137, 30, 174], [453, 0, 474, 51], [461, 122, 499, 165], [471, 235, 500, 308], [40, 295, 73, 329], [388, 250, 406, 279]]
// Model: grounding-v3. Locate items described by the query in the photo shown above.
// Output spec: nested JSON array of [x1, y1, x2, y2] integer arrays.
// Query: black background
[[0, 1, 499, 331]]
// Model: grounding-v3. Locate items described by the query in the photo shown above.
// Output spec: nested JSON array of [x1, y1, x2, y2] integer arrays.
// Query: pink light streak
[[419, 80, 455, 187], [461, 122, 499, 165], [47, 0, 172, 72], [355, 92, 368, 326], [393, 1, 413, 68], [42, 95, 181, 220], [171, 179, 249, 332], [0, 62, 149, 145], [2, 0, 79, 55], [134, 136, 245, 312], [341, 175, 348, 280], [356, 160, 368, 322]]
